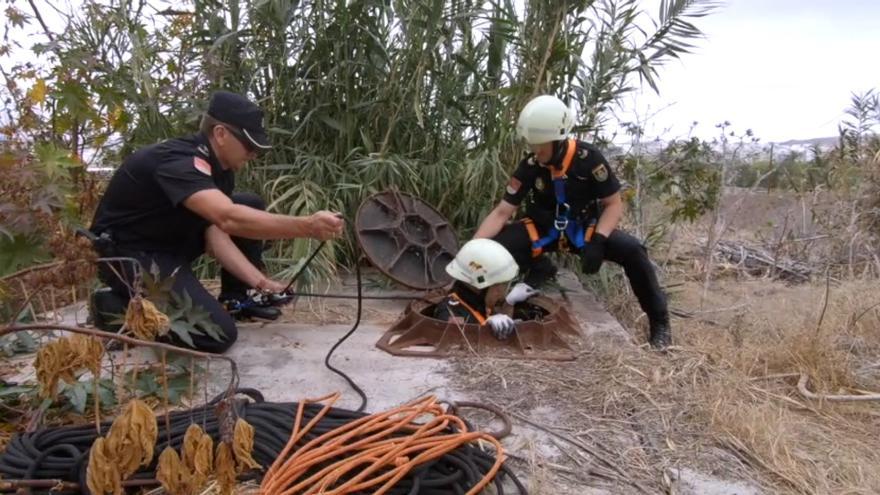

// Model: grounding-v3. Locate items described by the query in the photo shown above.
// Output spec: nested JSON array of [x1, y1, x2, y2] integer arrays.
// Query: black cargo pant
[[492, 219, 669, 324], [97, 192, 266, 353]]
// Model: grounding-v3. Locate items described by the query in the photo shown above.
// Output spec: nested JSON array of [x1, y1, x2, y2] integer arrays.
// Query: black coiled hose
[[0, 391, 527, 495]]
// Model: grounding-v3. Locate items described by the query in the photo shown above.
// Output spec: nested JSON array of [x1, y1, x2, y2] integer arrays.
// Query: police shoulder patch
[[193, 157, 212, 176], [535, 176, 546, 191], [591, 164, 608, 182], [506, 177, 522, 195]]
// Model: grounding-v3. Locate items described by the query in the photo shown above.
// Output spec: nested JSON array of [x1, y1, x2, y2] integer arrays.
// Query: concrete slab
[[206, 269, 630, 412], [209, 320, 454, 411]]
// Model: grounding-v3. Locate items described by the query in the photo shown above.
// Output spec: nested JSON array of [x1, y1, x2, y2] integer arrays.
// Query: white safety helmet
[[445, 239, 519, 290], [515, 95, 574, 145]]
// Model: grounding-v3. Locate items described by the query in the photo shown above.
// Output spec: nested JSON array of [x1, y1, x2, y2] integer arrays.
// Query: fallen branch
[[714, 239, 813, 282], [797, 374, 880, 402]]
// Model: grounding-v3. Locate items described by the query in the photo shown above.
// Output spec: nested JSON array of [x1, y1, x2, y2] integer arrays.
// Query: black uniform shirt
[[502, 140, 620, 229], [91, 133, 234, 256], [432, 282, 489, 324]]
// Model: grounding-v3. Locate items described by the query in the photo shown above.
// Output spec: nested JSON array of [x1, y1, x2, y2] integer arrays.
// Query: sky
[[4, 0, 879, 144], [615, 0, 880, 143]]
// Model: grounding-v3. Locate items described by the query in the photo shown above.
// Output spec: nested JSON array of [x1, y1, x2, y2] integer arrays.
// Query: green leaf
[[34, 143, 80, 181], [318, 114, 347, 133], [0, 235, 51, 277], [0, 385, 35, 398], [65, 382, 88, 414], [97, 380, 117, 409], [15, 331, 38, 352], [166, 375, 190, 404], [169, 321, 196, 347], [197, 320, 224, 342], [135, 371, 159, 395]]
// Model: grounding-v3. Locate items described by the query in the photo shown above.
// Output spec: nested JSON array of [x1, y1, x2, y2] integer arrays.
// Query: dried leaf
[[182, 423, 213, 489], [182, 423, 201, 468], [194, 432, 214, 483], [87, 437, 122, 495], [106, 399, 158, 477], [125, 296, 170, 340], [232, 418, 261, 471], [69, 334, 103, 375], [214, 442, 237, 495], [34, 335, 104, 398], [34, 338, 76, 398], [157, 446, 187, 495]]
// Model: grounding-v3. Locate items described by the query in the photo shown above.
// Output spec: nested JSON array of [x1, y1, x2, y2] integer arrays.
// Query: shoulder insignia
[[535, 176, 546, 191], [506, 177, 522, 195], [196, 144, 210, 157], [527, 156, 536, 166], [591, 164, 608, 182], [193, 157, 212, 176], [578, 148, 589, 159]]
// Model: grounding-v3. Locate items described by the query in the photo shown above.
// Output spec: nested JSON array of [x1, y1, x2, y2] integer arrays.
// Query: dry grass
[[453, 275, 880, 494]]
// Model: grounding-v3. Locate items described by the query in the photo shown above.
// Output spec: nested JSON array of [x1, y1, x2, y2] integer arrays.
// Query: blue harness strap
[[530, 138, 591, 254]]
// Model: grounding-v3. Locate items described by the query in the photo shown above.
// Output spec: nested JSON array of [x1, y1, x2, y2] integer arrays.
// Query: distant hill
[[774, 136, 838, 148], [607, 135, 841, 160]]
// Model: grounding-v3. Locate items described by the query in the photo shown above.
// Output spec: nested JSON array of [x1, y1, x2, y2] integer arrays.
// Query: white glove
[[485, 314, 516, 340], [505, 282, 539, 305]]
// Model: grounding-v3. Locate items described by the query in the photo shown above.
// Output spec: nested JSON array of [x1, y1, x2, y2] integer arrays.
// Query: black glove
[[580, 233, 607, 274]]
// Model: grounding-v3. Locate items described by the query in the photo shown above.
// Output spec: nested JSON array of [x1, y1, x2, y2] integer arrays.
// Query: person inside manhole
[[433, 238, 521, 340], [87, 91, 344, 353], [472, 95, 672, 349]]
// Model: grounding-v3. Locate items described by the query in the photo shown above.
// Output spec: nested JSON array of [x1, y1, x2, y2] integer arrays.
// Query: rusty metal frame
[[376, 295, 582, 361]]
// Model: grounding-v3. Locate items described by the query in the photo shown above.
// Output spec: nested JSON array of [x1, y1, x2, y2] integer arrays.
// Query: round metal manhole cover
[[355, 190, 459, 290]]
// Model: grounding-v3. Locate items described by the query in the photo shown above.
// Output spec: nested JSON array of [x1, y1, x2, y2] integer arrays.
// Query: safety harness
[[448, 292, 489, 325], [522, 138, 597, 257]]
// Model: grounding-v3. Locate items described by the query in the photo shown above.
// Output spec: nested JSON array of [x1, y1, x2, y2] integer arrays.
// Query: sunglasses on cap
[[219, 124, 256, 153]]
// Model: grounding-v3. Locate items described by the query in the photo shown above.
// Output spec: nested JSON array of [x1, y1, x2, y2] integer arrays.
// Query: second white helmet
[[445, 239, 518, 290], [515, 95, 574, 145]]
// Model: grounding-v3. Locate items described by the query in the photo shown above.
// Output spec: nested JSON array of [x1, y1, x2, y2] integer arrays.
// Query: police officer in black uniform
[[89, 91, 343, 353], [474, 95, 671, 348]]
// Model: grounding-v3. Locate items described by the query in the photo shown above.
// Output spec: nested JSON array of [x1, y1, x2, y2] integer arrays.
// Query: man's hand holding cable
[[486, 314, 516, 340], [580, 233, 607, 274], [255, 277, 287, 293], [308, 211, 345, 240]]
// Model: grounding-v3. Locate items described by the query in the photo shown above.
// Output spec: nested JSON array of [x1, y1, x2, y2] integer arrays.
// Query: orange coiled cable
[[261, 394, 505, 495]]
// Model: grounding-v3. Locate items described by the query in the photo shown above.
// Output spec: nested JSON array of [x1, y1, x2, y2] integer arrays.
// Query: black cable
[[286, 291, 428, 301], [322, 257, 368, 413], [281, 240, 327, 294]]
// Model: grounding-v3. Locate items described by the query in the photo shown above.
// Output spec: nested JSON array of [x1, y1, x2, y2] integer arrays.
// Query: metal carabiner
[[554, 202, 570, 231]]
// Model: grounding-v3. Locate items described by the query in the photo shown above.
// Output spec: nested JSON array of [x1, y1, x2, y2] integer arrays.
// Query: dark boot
[[89, 287, 128, 332], [220, 294, 282, 321], [649, 317, 672, 349]]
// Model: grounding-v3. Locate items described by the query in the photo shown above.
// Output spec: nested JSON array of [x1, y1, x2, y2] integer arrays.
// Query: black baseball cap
[[206, 91, 272, 151]]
